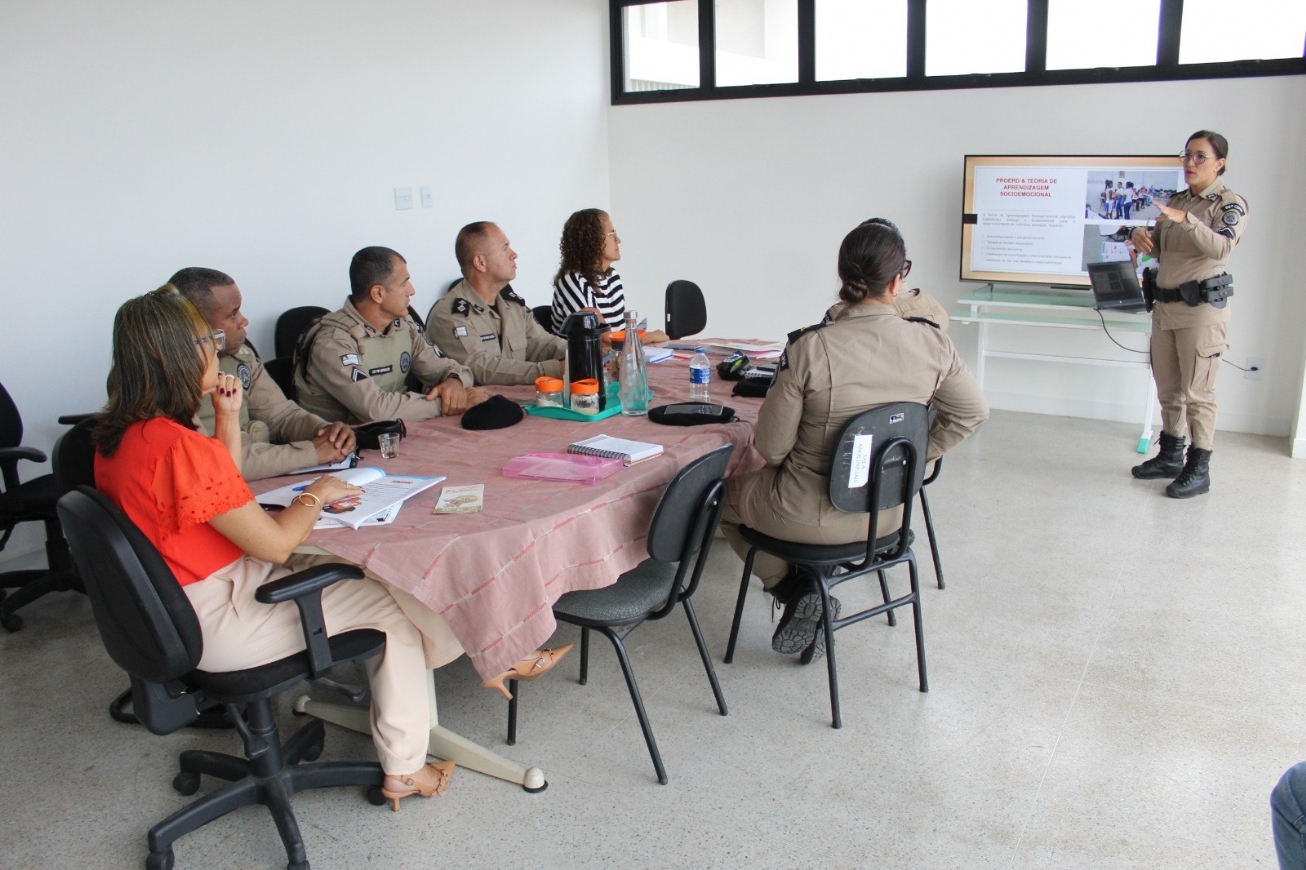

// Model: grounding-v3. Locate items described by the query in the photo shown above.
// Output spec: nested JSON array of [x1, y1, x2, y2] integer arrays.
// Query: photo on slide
[[1085, 170, 1178, 225]]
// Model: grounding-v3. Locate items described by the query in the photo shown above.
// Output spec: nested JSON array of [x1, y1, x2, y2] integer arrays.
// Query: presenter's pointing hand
[[1154, 203, 1186, 224]]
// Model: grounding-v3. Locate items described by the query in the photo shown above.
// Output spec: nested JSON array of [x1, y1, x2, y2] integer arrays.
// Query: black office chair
[[0, 381, 83, 631], [724, 403, 929, 729], [532, 305, 555, 334], [505, 444, 732, 784], [262, 357, 297, 403], [274, 306, 328, 360], [57, 487, 386, 870], [664, 279, 707, 340]]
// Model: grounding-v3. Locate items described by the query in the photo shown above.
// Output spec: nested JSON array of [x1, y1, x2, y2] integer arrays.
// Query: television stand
[[952, 284, 1155, 453]]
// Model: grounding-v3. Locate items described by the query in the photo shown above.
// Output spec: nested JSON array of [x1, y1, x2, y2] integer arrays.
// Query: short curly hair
[[555, 209, 608, 289]]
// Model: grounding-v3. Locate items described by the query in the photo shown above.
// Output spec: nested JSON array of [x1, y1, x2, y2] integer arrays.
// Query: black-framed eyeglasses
[[899, 260, 913, 280], [196, 329, 226, 353], [1178, 150, 1210, 165]]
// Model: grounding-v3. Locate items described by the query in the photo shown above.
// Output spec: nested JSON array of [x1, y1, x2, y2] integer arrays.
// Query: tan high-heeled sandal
[[380, 759, 455, 812], [480, 644, 574, 701]]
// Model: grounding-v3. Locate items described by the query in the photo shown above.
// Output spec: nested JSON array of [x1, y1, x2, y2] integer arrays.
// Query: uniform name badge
[[848, 434, 873, 489]]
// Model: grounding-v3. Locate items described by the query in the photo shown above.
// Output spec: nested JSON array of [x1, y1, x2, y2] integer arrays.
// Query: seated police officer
[[171, 267, 356, 480], [294, 246, 484, 424], [425, 222, 567, 386]]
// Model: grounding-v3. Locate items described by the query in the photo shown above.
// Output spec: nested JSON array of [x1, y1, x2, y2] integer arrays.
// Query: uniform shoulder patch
[[500, 286, 526, 306], [1221, 210, 1240, 227], [340, 353, 360, 368], [906, 316, 941, 329], [1218, 226, 1236, 239], [1220, 201, 1246, 217], [350, 368, 369, 382], [452, 297, 471, 317], [235, 363, 252, 390]]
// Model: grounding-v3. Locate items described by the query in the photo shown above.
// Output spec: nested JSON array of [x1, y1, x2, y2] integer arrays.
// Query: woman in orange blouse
[[93, 287, 566, 810]]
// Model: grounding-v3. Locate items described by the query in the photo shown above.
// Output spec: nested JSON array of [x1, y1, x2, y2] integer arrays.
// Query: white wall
[[608, 76, 1306, 442], [0, 0, 610, 539]]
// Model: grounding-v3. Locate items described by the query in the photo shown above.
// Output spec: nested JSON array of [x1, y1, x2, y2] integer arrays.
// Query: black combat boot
[[1165, 447, 1211, 498], [1132, 432, 1186, 479]]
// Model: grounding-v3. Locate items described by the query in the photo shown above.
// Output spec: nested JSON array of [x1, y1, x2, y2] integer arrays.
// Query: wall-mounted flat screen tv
[[960, 155, 1185, 287]]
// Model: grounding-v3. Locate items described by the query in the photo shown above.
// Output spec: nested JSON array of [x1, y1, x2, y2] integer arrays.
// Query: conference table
[[273, 352, 767, 791]]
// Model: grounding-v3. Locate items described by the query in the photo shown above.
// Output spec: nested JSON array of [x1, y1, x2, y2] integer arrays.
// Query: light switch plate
[[420, 186, 433, 208], [394, 187, 413, 210]]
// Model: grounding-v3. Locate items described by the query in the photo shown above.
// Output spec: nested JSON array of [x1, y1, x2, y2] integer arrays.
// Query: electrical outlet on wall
[[394, 187, 413, 210], [420, 186, 433, 208], [1245, 357, 1263, 380]]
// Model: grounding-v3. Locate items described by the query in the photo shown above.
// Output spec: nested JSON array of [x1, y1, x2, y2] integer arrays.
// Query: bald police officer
[[425, 222, 567, 385], [1129, 130, 1248, 498], [294, 247, 484, 425], [720, 219, 988, 659], [171, 267, 356, 480]]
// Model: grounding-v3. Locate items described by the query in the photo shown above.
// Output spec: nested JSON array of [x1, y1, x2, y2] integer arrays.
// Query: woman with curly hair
[[549, 208, 669, 341]]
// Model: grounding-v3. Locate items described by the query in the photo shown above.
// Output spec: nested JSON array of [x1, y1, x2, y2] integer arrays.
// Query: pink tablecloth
[[275, 356, 764, 680]]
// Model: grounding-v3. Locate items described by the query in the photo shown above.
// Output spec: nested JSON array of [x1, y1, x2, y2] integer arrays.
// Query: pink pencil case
[[502, 452, 623, 484]]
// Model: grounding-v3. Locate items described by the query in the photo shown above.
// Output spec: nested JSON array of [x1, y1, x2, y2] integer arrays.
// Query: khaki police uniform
[[824, 290, 951, 332], [721, 302, 989, 584], [195, 343, 328, 480], [1142, 178, 1248, 450], [293, 299, 473, 425], [425, 280, 566, 386]]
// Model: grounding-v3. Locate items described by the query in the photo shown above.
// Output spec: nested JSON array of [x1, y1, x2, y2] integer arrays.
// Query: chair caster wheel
[[300, 741, 323, 763], [1, 612, 23, 633], [172, 770, 201, 796], [146, 848, 175, 870], [366, 785, 386, 806]]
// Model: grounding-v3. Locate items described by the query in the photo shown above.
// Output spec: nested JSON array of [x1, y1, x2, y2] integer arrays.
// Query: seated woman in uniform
[[718, 219, 990, 660], [93, 287, 569, 810], [549, 208, 669, 342]]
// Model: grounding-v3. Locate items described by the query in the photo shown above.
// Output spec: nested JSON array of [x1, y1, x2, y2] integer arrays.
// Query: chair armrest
[[57, 413, 95, 425], [255, 562, 365, 604], [0, 446, 47, 464], [256, 562, 365, 678]]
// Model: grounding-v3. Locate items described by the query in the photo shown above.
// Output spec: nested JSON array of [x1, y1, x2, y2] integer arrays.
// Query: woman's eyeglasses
[[1179, 150, 1210, 165], [196, 329, 226, 352], [899, 260, 913, 280]]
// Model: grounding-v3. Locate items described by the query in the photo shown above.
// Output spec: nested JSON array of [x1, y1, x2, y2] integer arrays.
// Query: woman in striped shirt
[[549, 208, 669, 342]]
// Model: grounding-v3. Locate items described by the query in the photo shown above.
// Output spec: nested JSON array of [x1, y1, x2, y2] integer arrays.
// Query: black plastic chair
[[406, 305, 426, 332], [274, 306, 328, 360], [919, 458, 945, 589], [724, 403, 929, 729], [0, 382, 83, 631], [57, 487, 386, 870], [532, 305, 554, 333], [506, 444, 732, 784], [664, 279, 706, 340], [263, 357, 297, 403]]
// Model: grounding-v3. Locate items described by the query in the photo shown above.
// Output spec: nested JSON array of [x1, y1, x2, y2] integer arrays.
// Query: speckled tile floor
[[2, 410, 1303, 869]]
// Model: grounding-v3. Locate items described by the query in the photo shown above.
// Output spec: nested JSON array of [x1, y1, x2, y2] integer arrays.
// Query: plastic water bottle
[[619, 311, 650, 416], [689, 347, 711, 402]]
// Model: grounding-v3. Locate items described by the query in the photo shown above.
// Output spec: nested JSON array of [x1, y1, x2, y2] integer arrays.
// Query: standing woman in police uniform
[[1130, 130, 1248, 498]]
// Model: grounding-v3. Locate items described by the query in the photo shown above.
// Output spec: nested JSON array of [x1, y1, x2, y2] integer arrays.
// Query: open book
[[256, 467, 444, 529], [567, 434, 663, 466]]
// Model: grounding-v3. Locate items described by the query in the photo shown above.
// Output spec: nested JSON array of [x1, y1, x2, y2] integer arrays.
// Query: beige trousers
[[1150, 320, 1227, 450], [719, 468, 902, 586], [183, 553, 463, 775]]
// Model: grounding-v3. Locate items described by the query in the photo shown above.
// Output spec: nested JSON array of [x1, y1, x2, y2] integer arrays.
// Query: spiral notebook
[[567, 434, 664, 466]]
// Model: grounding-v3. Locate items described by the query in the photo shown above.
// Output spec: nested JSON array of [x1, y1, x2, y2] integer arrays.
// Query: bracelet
[[293, 492, 322, 509]]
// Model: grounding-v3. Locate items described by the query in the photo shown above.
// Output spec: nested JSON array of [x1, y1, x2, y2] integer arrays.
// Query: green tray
[[525, 401, 623, 422]]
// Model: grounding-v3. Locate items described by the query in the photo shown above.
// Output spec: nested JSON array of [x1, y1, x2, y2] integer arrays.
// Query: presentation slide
[[961, 156, 1184, 286]]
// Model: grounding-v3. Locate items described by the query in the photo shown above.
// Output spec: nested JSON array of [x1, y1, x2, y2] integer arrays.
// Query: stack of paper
[[257, 467, 444, 529]]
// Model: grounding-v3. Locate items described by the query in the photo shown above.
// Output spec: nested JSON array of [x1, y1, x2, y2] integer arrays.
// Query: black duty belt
[[1154, 273, 1234, 308]]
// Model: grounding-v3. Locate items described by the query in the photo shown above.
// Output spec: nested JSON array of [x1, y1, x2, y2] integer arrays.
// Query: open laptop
[[1087, 261, 1150, 313]]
